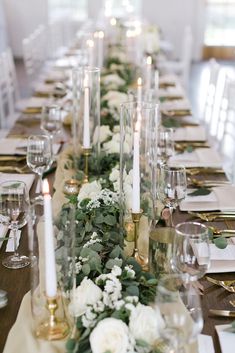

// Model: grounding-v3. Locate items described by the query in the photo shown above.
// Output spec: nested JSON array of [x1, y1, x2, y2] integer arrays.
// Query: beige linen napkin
[[215, 325, 235, 353], [169, 147, 222, 168], [160, 98, 191, 112], [0, 224, 8, 248], [0, 174, 35, 192], [16, 97, 49, 112], [180, 185, 235, 212], [174, 126, 207, 141]]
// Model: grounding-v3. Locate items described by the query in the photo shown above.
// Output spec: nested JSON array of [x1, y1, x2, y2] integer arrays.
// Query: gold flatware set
[[188, 211, 235, 222], [187, 177, 230, 188], [186, 167, 225, 176]]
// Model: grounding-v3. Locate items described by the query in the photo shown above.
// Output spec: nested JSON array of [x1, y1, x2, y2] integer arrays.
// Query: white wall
[[142, 0, 206, 60], [3, 0, 48, 57], [0, 0, 8, 52]]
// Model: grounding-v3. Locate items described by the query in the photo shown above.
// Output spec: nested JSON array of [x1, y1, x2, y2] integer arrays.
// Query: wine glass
[[40, 104, 62, 159], [0, 180, 30, 269], [157, 127, 175, 166], [27, 135, 53, 202], [155, 273, 203, 353], [157, 165, 187, 227], [172, 221, 211, 282]]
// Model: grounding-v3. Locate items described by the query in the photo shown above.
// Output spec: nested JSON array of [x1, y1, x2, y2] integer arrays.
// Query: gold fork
[[0, 165, 29, 174], [188, 211, 235, 222], [186, 168, 225, 176], [206, 276, 235, 292]]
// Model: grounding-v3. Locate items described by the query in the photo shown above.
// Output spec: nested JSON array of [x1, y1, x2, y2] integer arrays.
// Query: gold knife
[[209, 309, 235, 318]]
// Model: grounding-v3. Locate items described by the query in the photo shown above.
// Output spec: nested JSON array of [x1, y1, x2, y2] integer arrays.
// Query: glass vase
[[120, 101, 159, 261], [72, 66, 100, 180]]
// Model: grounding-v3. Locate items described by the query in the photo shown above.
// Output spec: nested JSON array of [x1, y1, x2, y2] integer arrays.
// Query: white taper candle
[[43, 179, 57, 298], [83, 74, 90, 148], [132, 121, 141, 213]]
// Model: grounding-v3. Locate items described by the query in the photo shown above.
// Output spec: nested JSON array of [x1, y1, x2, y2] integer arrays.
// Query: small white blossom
[[111, 265, 122, 277], [124, 265, 135, 279]]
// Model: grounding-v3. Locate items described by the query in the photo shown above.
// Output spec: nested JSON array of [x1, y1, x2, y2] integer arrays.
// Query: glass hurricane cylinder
[[120, 101, 159, 262], [72, 67, 100, 155], [28, 200, 70, 338]]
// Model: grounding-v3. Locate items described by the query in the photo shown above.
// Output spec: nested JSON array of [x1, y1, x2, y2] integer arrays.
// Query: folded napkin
[[169, 147, 222, 168], [159, 73, 180, 85], [0, 138, 27, 155], [44, 70, 69, 83], [0, 224, 8, 249], [180, 185, 235, 212], [198, 334, 215, 353], [215, 325, 235, 353], [6, 230, 21, 252], [0, 138, 61, 156], [0, 173, 35, 192], [160, 98, 191, 112], [159, 86, 185, 99], [16, 97, 48, 112], [174, 126, 207, 142]]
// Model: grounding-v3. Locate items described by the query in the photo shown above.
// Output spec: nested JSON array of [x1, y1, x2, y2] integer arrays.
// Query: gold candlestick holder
[[131, 210, 148, 270], [36, 295, 70, 340], [82, 147, 92, 184]]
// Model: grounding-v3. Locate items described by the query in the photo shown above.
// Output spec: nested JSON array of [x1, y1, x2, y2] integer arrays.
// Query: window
[[205, 0, 235, 46], [49, 0, 88, 21], [104, 0, 141, 18]]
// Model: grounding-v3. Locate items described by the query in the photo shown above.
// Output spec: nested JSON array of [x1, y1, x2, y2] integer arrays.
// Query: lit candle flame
[[98, 31, 104, 39], [42, 179, 50, 195], [110, 17, 117, 26], [87, 39, 94, 48], [137, 77, 142, 86], [147, 56, 152, 65]]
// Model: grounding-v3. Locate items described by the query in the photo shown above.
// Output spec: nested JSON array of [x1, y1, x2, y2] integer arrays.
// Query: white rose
[[124, 184, 132, 210], [129, 303, 164, 346], [102, 91, 128, 110], [68, 277, 102, 317], [103, 139, 120, 154], [109, 166, 120, 182], [102, 74, 125, 87], [90, 318, 129, 353], [78, 180, 102, 203], [93, 125, 113, 144]]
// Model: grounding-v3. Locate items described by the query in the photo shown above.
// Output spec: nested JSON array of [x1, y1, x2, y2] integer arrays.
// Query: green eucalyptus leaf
[[104, 215, 116, 225], [126, 285, 139, 296], [66, 338, 76, 351], [105, 258, 122, 269], [109, 245, 121, 259], [188, 188, 211, 196], [213, 237, 228, 249], [186, 145, 194, 153], [82, 264, 91, 275]]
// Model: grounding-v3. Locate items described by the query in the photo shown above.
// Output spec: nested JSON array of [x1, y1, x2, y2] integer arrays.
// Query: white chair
[[158, 26, 193, 89], [203, 59, 221, 126], [0, 49, 20, 133]]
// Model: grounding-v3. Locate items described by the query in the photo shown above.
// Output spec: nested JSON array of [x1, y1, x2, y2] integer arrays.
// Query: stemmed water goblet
[[0, 180, 30, 269], [155, 273, 203, 353], [157, 165, 187, 227], [157, 127, 175, 166], [40, 104, 62, 160], [172, 221, 211, 282], [26, 135, 53, 203]]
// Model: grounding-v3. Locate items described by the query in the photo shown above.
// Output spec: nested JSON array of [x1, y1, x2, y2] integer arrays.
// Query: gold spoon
[[208, 226, 235, 237], [187, 177, 230, 187], [206, 276, 235, 292]]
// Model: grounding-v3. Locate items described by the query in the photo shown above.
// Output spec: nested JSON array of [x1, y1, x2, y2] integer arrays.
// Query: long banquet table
[[0, 113, 235, 353], [1, 41, 235, 352]]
